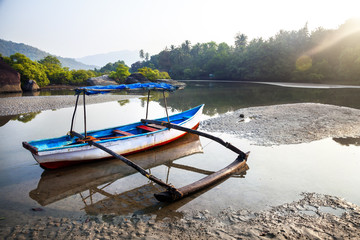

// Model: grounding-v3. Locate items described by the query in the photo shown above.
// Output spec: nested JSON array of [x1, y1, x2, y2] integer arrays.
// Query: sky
[[0, 0, 359, 58]]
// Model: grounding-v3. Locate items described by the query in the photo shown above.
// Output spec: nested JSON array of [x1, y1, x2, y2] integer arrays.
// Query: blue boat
[[22, 83, 204, 169]]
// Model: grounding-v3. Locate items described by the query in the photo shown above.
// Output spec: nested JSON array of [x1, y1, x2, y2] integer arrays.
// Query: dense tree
[[96, 60, 126, 74], [138, 67, 171, 81], [4, 19, 359, 88], [6, 53, 49, 87], [70, 69, 95, 85], [131, 19, 360, 85], [109, 63, 130, 83], [38, 55, 70, 84], [38, 55, 61, 67]]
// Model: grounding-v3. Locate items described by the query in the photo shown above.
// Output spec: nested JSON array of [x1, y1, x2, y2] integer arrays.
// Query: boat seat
[[137, 125, 159, 132], [147, 123, 167, 129], [113, 129, 134, 136]]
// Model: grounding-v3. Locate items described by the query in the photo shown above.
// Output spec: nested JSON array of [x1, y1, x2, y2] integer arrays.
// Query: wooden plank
[[136, 125, 159, 132], [147, 123, 167, 130], [113, 129, 134, 136]]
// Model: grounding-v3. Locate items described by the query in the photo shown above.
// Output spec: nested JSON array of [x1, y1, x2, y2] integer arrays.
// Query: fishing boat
[[23, 104, 203, 169], [23, 82, 249, 202], [22, 83, 196, 168]]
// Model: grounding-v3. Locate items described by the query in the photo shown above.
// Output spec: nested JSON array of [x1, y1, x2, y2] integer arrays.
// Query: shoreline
[[1, 98, 360, 238], [0, 94, 141, 116]]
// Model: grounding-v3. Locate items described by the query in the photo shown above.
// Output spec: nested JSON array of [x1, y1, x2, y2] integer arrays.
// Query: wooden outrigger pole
[[70, 86, 249, 202], [141, 118, 249, 202]]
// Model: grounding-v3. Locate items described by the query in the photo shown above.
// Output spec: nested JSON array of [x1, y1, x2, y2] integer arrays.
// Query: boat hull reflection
[[30, 133, 203, 206], [30, 133, 249, 217]]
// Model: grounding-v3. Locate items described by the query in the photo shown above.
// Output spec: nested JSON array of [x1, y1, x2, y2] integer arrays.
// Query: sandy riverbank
[[200, 103, 360, 146], [0, 94, 141, 116], [1, 101, 360, 239]]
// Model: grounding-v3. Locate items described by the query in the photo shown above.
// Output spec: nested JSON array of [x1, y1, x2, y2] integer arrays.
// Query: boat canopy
[[75, 82, 178, 95]]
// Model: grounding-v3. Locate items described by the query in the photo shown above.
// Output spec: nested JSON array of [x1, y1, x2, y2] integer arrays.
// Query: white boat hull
[[31, 105, 203, 169]]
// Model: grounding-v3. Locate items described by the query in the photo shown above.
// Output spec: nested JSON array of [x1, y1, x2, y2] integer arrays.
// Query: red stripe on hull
[[40, 122, 200, 170]]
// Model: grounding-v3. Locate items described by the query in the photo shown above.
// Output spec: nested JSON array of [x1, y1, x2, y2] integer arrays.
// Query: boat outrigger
[[23, 82, 249, 202]]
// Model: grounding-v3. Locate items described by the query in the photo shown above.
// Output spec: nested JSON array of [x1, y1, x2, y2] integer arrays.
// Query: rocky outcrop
[[87, 75, 118, 86], [0, 58, 22, 93], [125, 73, 150, 84], [22, 80, 40, 92]]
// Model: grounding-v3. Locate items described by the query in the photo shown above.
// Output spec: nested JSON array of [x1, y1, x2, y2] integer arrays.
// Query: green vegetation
[[95, 60, 127, 74], [2, 53, 169, 87], [96, 59, 170, 83], [2, 19, 359, 87], [137, 67, 171, 81], [132, 19, 360, 85], [0, 39, 96, 70], [2, 53, 96, 86], [108, 63, 131, 83], [2, 53, 49, 87]]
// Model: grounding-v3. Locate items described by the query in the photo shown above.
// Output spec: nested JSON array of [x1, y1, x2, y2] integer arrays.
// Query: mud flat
[[200, 103, 360, 146], [1, 193, 359, 239]]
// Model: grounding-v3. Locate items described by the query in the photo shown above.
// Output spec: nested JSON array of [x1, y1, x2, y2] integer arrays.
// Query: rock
[[22, 80, 40, 92], [87, 75, 118, 86], [125, 73, 150, 84], [0, 57, 22, 93]]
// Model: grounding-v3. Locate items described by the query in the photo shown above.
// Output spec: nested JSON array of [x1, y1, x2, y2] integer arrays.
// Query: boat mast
[[69, 90, 88, 138], [145, 90, 150, 120], [145, 89, 170, 123], [163, 91, 170, 123], [70, 94, 80, 133], [83, 92, 87, 137]]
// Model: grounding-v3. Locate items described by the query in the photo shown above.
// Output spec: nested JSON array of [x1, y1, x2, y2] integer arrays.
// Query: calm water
[[0, 81, 360, 224]]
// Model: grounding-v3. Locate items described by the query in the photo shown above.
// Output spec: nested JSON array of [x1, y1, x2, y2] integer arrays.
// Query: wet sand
[[1, 99, 360, 239], [200, 103, 360, 146], [1, 193, 359, 239]]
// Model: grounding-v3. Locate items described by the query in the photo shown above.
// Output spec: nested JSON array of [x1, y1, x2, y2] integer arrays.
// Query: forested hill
[[0, 39, 96, 70], [135, 19, 360, 85]]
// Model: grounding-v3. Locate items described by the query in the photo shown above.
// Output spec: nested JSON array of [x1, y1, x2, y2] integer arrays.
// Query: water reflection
[[2, 81, 360, 126], [0, 112, 41, 126], [333, 137, 360, 146], [0, 115, 16, 127], [163, 81, 360, 115], [29, 133, 249, 219]]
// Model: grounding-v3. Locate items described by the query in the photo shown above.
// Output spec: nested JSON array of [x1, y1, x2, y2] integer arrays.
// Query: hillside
[[76, 50, 140, 67], [0, 39, 97, 70]]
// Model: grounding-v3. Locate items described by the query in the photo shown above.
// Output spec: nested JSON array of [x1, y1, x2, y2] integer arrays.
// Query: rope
[[202, 132, 224, 149]]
